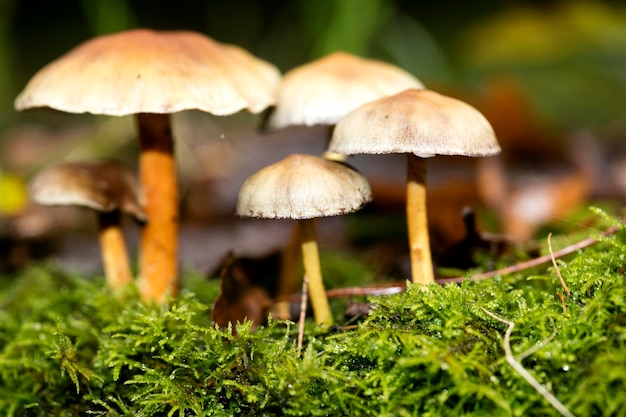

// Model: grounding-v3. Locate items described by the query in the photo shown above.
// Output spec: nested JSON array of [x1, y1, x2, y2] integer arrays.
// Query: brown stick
[[297, 276, 309, 358], [137, 113, 179, 303], [406, 154, 434, 284], [312, 224, 620, 299], [437, 225, 619, 285]]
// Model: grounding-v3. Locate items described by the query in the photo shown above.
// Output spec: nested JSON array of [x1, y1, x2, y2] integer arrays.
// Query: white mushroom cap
[[15, 28, 280, 116], [236, 154, 372, 219], [329, 89, 501, 158], [269, 51, 423, 128], [30, 161, 146, 220]]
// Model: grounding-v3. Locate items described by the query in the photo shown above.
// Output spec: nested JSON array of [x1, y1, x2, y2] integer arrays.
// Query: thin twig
[[297, 276, 308, 358], [548, 233, 571, 296], [311, 224, 620, 300], [326, 283, 406, 298], [438, 225, 618, 285], [481, 308, 576, 417], [556, 293, 567, 313]]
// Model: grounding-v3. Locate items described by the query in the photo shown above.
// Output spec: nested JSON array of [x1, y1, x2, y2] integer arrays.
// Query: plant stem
[[137, 113, 179, 303], [406, 154, 434, 284], [300, 218, 332, 326]]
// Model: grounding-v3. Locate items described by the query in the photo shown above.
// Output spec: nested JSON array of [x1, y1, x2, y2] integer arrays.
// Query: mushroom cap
[[236, 154, 372, 219], [268, 51, 423, 128], [30, 161, 146, 220], [15, 28, 281, 116], [329, 89, 501, 158]]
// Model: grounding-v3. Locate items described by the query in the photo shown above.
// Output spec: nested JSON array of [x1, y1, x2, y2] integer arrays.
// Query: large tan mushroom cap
[[329, 89, 501, 158], [237, 153, 372, 219], [30, 161, 146, 220], [269, 51, 423, 128], [15, 29, 281, 116]]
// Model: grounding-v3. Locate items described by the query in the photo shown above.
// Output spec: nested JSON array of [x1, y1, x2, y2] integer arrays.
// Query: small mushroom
[[236, 154, 372, 326], [29, 161, 145, 292], [329, 89, 500, 285], [14, 28, 281, 303]]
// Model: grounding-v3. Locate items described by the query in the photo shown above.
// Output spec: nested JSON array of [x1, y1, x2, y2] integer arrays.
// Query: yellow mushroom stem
[[299, 218, 333, 326], [98, 210, 133, 291], [406, 154, 435, 285], [272, 222, 302, 320], [137, 113, 179, 303]]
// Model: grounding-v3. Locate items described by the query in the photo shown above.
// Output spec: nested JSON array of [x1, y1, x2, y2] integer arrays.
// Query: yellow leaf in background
[[462, 1, 626, 69], [0, 170, 28, 215]]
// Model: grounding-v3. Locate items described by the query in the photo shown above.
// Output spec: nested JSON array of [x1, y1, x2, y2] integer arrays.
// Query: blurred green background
[[1, 0, 626, 272], [2, 0, 626, 216], [2, 0, 626, 131]]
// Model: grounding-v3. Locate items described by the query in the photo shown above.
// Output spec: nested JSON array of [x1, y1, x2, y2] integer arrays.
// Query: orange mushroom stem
[[137, 113, 179, 302], [98, 210, 134, 290]]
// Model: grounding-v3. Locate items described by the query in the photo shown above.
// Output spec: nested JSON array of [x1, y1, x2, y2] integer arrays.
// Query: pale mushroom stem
[[272, 222, 302, 320], [299, 218, 333, 326], [406, 154, 435, 285], [98, 210, 133, 291], [137, 113, 179, 302]]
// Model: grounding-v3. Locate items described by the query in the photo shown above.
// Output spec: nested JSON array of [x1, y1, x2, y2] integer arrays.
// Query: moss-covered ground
[[0, 210, 624, 416]]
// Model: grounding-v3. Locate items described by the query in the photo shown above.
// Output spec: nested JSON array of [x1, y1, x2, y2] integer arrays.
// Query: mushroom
[[267, 51, 422, 317], [29, 161, 146, 291], [14, 28, 281, 302], [269, 51, 423, 129], [328, 88, 501, 285], [236, 154, 372, 325]]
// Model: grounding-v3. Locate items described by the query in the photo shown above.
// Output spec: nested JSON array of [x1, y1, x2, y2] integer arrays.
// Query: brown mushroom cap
[[329, 89, 501, 158], [236, 154, 372, 219], [14, 28, 280, 116], [29, 161, 146, 220], [269, 52, 423, 128]]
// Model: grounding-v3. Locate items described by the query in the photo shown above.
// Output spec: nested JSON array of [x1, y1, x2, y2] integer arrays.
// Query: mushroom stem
[[98, 210, 133, 291], [299, 218, 333, 326], [273, 221, 302, 320], [137, 112, 179, 302], [406, 154, 435, 284]]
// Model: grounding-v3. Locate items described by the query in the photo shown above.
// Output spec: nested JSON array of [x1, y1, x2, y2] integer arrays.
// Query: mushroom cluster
[[265, 51, 424, 319], [16, 28, 500, 328], [16, 28, 281, 303]]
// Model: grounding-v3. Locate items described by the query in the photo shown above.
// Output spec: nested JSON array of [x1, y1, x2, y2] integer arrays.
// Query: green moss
[[0, 212, 625, 416]]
